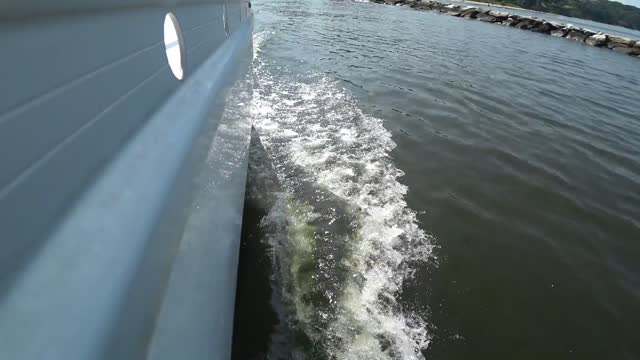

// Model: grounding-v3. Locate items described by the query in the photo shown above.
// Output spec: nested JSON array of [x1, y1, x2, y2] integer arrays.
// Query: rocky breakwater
[[368, 0, 640, 59]]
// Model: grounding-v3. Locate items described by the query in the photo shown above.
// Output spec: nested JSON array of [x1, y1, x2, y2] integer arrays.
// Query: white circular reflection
[[223, 3, 229, 37], [164, 13, 185, 80]]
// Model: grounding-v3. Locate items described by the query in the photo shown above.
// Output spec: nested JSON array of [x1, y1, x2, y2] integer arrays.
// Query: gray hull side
[[0, 1, 253, 359]]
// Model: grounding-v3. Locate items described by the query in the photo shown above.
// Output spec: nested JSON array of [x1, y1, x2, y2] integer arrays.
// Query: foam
[[249, 31, 435, 359]]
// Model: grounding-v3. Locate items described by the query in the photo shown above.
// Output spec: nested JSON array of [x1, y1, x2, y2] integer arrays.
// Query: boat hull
[[0, 1, 253, 359]]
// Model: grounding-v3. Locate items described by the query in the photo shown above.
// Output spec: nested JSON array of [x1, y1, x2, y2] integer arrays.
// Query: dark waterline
[[233, 0, 640, 359], [231, 164, 277, 360]]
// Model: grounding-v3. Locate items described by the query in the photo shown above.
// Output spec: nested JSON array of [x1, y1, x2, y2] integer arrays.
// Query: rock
[[532, 21, 553, 33], [608, 41, 629, 49], [566, 30, 588, 42], [607, 35, 634, 47], [476, 12, 497, 22], [586, 33, 607, 46], [634, 41, 640, 49], [430, 1, 445, 10], [413, 0, 432, 8], [549, 21, 564, 29], [514, 18, 536, 30], [488, 10, 509, 20], [446, 8, 464, 16], [612, 47, 635, 55], [460, 7, 479, 18], [625, 45, 640, 55], [550, 29, 566, 37], [504, 18, 517, 27]]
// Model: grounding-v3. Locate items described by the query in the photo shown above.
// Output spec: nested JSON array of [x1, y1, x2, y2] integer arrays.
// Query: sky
[[613, 0, 640, 8]]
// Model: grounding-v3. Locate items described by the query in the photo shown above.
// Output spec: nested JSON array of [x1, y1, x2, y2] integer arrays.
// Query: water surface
[[233, 1, 640, 359]]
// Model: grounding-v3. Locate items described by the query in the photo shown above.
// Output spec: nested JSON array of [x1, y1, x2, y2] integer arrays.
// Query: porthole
[[163, 13, 186, 80]]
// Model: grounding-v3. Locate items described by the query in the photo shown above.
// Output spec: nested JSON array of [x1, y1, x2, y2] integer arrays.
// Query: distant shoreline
[[367, 0, 640, 59], [453, 0, 524, 11], [393, 0, 640, 31]]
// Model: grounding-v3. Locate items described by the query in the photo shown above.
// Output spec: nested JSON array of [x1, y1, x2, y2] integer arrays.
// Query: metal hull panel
[[0, 1, 253, 359]]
